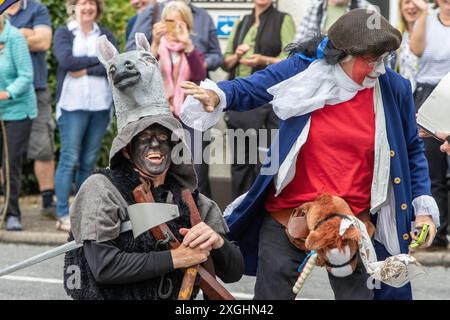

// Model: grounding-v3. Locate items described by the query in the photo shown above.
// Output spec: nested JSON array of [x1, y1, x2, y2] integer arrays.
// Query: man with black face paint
[[63, 34, 244, 300], [126, 125, 173, 178]]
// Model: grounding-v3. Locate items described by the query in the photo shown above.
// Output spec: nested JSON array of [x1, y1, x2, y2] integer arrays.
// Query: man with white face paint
[[181, 9, 439, 300]]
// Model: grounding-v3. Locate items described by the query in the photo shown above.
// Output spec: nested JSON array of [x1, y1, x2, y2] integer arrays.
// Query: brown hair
[[398, 0, 408, 34], [66, 0, 104, 21]]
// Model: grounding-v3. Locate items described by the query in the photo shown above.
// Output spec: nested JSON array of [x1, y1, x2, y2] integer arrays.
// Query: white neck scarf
[[267, 59, 385, 120]]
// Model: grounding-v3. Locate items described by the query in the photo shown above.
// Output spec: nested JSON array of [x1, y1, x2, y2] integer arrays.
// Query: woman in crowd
[[396, 0, 421, 91], [53, 0, 118, 232], [150, 0, 207, 198], [410, 0, 450, 248], [221, 0, 296, 199], [150, 0, 206, 117], [0, 13, 37, 231]]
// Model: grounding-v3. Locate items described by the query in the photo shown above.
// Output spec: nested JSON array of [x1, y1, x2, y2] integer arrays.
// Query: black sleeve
[[211, 238, 245, 283], [83, 240, 174, 285]]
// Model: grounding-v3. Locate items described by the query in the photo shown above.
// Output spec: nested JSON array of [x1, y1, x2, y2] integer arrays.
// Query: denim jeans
[[55, 109, 111, 217]]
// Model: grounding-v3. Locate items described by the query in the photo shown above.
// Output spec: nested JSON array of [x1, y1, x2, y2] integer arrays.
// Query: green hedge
[[21, 0, 134, 195]]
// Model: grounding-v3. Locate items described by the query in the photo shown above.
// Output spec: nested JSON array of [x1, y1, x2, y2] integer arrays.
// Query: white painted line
[[0, 275, 63, 285], [0, 275, 317, 300]]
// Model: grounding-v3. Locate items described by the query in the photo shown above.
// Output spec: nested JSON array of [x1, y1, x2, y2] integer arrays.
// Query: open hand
[[180, 222, 224, 250], [181, 81, 220, 113]]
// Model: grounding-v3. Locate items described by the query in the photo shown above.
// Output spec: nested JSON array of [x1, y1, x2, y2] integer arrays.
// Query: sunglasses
[[360, 52, 395, 68]]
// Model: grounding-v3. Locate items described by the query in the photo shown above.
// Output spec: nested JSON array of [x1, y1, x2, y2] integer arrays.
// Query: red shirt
[[265, 88, 376, 215]]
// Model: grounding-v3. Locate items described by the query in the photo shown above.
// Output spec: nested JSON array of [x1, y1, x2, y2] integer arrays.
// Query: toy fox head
[[96, 33, 171, 132]]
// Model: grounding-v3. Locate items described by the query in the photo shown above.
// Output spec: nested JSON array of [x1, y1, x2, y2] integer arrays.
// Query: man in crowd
[[126, 0, 154, 42]]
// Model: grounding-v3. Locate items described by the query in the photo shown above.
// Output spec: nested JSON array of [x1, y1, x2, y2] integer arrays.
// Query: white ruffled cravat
[[267, 59, 367, 120]]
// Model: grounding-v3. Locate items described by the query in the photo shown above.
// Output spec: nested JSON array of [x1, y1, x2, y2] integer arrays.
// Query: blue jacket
[[219, 55, 431, 276], [53, 25, 118, 103]]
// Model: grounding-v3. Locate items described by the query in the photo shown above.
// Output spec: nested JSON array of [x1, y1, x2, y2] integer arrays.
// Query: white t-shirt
[[416, 14, 450, 85]]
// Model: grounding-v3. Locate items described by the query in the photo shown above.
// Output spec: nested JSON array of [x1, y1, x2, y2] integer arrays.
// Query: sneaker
[[56, 215, 71, 232], [5, 216, 22, 231], [41, 204, 57, 220]]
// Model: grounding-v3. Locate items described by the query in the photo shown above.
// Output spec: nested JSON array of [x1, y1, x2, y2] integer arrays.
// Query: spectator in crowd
[[126, 0, 223, 74], [181, 0, 223, 73], [151, 0, 206, 115], [6, 0, 56, 219], [150, 1, 212, 196], [294, 0, 369, 42], [0, 13, 37, 231], [221, 0, 295, 198], [395, 0, 421, 91], [411, 0, 450, 248], [53, 0, 118, 232], [125, 0, 155, 42]]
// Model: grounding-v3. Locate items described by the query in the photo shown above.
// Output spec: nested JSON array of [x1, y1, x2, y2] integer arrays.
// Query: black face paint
[[128, 125, 173, 177]]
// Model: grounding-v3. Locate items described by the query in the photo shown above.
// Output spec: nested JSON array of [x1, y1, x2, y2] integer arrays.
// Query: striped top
[[0, 20, 37, 121], [416, 14, 450, 85]]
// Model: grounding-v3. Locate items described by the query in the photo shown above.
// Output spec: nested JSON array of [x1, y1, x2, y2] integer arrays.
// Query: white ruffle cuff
[[413, 195, 440, 227], [180, 79, 227, 132]]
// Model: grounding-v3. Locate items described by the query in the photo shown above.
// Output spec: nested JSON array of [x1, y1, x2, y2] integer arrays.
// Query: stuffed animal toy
[[292, 194, 424, 296]]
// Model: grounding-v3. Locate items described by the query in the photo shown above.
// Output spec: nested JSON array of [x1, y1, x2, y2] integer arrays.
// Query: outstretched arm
[[182, 55, 307, 113]]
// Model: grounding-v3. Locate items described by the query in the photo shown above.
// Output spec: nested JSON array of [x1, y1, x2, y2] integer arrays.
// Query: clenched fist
[[411, 215, 437, 248]]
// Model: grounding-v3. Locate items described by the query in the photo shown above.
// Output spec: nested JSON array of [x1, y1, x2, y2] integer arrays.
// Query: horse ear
[[96, 35, 118, 66], [305, 231, 322, 251], [135, 32, 152, 52], [342, 225, 361, 242]]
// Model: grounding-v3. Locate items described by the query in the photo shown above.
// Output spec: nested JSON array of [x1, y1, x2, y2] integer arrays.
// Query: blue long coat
[[218, 55, 431, 300]]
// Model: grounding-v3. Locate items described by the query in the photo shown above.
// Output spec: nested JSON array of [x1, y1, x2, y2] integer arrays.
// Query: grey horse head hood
[[96, 33, 197, 191]]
